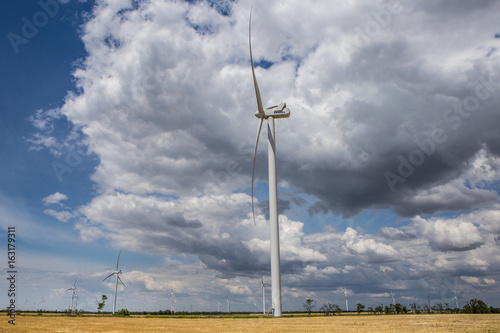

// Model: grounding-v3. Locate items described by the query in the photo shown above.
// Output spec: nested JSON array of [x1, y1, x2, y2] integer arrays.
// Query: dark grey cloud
[[257, 198, 291, 220], [166, 214, 203, 229]]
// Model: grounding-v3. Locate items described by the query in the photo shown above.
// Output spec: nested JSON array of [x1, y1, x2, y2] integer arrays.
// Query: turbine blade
[[102, 272, 115, 282], [251, 117, 264, 225], [74, 276, 78, 287], [249, 7, 264, 117], [117, 275, 125, 286], [116, 250, 121, 270]]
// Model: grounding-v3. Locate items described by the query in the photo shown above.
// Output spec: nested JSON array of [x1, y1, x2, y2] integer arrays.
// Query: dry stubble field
[[2, 314, 500, 333]]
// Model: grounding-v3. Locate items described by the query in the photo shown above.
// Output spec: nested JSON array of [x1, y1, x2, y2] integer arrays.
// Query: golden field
[[2, 314, 500, 333]]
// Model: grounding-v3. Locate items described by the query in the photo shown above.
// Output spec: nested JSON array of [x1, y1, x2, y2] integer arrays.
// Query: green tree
[[394, 303, 402, 314], [320, 303, 336, 316], [116, 308, 130, 316], [374, 304, 383, 314], [463, 299, 490, 314], [97, 294, 107, 313], [356, 303, 365, 314], [303, 299, 315, 315], [335, 304, 342, 315]]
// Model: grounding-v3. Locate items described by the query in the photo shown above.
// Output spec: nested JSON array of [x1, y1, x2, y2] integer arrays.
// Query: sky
[[1, 0, 500, 313]]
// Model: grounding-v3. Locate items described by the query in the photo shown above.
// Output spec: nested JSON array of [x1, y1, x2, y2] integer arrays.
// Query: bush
[[116, 308, 131, 316]]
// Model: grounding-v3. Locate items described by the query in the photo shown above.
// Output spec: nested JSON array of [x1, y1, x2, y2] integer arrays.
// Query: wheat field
[[3, 314, 500, 333]]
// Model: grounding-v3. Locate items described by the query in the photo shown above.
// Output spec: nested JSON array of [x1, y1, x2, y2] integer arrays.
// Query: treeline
[[304, 298, 500, 315]]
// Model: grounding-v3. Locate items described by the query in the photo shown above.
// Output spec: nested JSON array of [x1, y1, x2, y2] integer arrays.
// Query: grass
[[3, 313, 500, 332]]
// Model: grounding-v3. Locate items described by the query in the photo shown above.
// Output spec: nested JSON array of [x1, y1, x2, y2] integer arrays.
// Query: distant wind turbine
[[23, 298, 29, 310], [66, 276, 78, 313], [249, 7, 290, 318], [391, 291, 396, 306], [40, 297, 46, 311], [344, 289, 349, 312], [261, 277, 267, 315], [227, 297, 230, 313], [170, 286, 176, 313], [102, 250, 125, 314]]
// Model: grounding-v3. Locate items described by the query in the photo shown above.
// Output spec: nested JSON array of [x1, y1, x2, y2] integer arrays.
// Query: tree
[[394, 303, 402, 314], [463, 299, 490, 314], [303, 299, 315, 315], [97, 294, 107, 313], [356, 303, 365, 314], [375, 304, 383, 314], [334, 304, 342, 315], [116, 308, 130, 316], [367, 306, 374, 314], [320, 303, 336, 316]]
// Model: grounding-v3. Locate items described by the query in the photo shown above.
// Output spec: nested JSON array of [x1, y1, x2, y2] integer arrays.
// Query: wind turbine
[[249, 7, 290, 318], [261, 276, 267, 315], [40, 297, 46, 311], [102, 250, 125, 314], [227, 297, 230, 313], [454, 293, 459, 309], [391, 291, 396, 307], [170, 286, 176, 313], [23, 298, 29, 310], [66, 277, 78, 313], [344, 290, 349, 312]]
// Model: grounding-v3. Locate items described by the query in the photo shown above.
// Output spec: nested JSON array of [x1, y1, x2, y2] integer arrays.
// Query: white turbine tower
[[102, 250, 125, 314], [454, 293, 459, 309], [249, 8, 290, 318], [227, 297, 230, 313], [344, 290, 349, 312], [66, 277, 78, 313], [74, 291, 79, 312], [170, 286, 176, 313], [261, 276, 267, 315]]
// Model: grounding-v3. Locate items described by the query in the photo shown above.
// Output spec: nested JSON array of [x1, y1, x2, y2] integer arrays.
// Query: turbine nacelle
[[255, 102, 290, 119]]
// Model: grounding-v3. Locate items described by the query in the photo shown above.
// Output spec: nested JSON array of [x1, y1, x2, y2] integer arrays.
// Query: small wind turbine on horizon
[[249, 7, 290, 318], [227, 297, 230, 313], [261, 276, 267, 315], [66, 276, 78, 313], [170, 286, 176, 313], [23, 298, 29, 310], [344, 289, 349, 312], [39, 297, 46, 311], [102, 250, 125, 314], [390, 291, 396, 306]]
